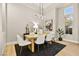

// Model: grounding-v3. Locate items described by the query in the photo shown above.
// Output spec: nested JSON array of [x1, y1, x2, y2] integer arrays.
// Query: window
[[64, 6, 73, 34]]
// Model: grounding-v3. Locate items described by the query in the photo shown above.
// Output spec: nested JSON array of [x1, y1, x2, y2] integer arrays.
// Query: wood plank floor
[[3, 41, 79, 56]]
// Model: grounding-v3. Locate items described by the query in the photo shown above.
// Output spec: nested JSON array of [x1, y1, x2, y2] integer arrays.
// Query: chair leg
[[43, 44, 46, 48], [46, 42, 50, 48], [37, 45, 40, 56], [38, 45, 39, 52], [20, 46, 22, 55], [47, 42, 49, 48], [45, 41, 48, 47]]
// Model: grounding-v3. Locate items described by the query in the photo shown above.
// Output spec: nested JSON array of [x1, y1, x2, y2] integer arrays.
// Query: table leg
[[31, 39, 34, 53]]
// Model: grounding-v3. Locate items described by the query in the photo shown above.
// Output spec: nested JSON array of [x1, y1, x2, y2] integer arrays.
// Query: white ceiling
[[22, 3, 70, 9], [22, 3, 51, 9], [19, 3, 70, 14]]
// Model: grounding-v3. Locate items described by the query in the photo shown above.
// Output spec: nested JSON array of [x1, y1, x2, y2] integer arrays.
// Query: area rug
[[15, 42, 66, 56]]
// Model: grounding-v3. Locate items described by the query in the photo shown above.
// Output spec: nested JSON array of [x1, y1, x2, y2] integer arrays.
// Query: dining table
[[24, 32, 48, 53]]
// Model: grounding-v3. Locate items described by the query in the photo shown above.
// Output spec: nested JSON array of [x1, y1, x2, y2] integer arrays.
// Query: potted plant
[[57, 28, 64, 41]]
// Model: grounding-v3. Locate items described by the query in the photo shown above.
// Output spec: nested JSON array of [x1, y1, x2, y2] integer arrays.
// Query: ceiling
[[22, 3, 70, 9], [22, 3, 51, 9], [18, 3, 71, 14]]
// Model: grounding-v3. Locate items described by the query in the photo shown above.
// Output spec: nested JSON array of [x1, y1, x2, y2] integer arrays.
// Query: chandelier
[[34, 3, 47, 31], [35, 3, 47, 20]]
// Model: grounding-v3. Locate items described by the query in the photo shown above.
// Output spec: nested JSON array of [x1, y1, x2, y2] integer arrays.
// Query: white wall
[[72, 4, 79, 42], [0, 3, 3, 55], [7, 4, 40, 42], [0, 4, 6, 55], [6, 3, 79, 43], [57, 7, 73, 41], [44, 7, 56, 34], [44, 6, 72, 41], [57, 4, 79, 43], [45, 4, 79, 43], [44, 6, 66, 40]]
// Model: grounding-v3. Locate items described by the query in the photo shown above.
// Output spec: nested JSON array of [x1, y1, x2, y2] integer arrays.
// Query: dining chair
[[17, 34, 31, 55], [35, 34, 45, 52], [45, 32, 55, 46]]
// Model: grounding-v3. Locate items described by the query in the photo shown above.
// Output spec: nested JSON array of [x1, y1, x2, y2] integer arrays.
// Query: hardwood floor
[[3, 40, 79, 56], [4, 44, 16, 56], [56, 41, 79, 56]]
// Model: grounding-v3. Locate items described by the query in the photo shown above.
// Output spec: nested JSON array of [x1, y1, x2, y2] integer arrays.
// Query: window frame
[[64, 5, 73, 34]]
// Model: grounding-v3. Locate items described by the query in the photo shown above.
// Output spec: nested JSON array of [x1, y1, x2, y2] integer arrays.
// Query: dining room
[[1, 3, 79, 56], [3, 3, 65, 56]]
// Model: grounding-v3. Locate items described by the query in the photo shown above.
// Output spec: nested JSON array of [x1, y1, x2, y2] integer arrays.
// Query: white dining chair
[[45, 32, 55, 47], [35, 34, 45, 52], [46, 32, 55, 42], [17, 34, 31, 55]]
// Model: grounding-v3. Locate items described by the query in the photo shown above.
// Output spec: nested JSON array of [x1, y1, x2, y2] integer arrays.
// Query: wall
[[0, 4, 6, 55], [0, 3, 3, 55], [7, 4, 40, 42], [57, 7, 73, 41], [6, 3, 79, 43], [45, 4, 79, 43], [57, 4, 79, 43], [44, 6, 57, 34], [72, 4, 79, 43], [44, 5, 65, 40]]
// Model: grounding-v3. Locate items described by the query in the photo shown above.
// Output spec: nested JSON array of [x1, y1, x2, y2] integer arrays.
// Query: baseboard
[[6, 41, 17, 45], [63, 39, 79, 44]]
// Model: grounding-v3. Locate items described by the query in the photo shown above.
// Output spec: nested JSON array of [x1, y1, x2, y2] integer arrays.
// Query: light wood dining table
[[25, 32, 48, 53], [25, 34, 38, 53]]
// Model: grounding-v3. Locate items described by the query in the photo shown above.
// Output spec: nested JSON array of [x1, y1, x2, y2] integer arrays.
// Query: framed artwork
[[45, 19, 53, 31]]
